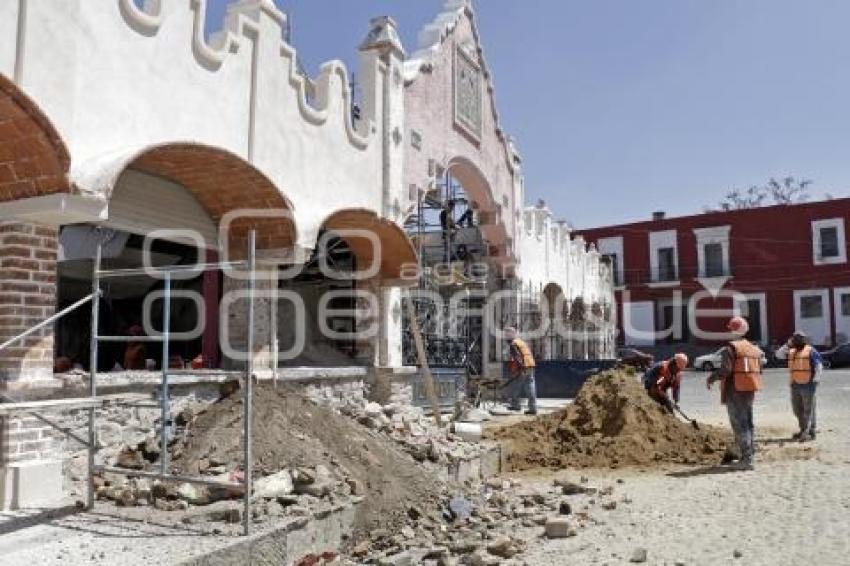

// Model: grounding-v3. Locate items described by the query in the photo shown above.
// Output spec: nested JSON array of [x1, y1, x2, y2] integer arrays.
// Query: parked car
[[616, 348, 654, 371], [821, 344, 850, 369], [695, 347, 768, 371]]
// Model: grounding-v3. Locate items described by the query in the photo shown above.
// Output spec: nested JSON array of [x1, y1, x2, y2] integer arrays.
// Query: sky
[[204, 0, 850, 228]]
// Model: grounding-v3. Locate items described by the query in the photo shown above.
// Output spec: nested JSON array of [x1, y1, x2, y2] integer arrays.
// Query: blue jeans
[[508, 369, 537, 412], [726, 391, 755, 464], [791, 383, 817, 437]]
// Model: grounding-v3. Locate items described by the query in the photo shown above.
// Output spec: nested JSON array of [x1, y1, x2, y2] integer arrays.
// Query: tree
[[766, 176, 811, 205], [709, 176, 811, 211]]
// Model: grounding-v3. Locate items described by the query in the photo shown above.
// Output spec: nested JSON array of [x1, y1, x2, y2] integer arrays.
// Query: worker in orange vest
[[642, 353, 689, 413], [504, 327, 538, 415], [774, 331, 823, 442], [706, 316, 764, 470]]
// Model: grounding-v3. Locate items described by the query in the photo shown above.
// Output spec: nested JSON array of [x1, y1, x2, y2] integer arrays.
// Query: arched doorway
[[541, 282, 568, 360], [402, 160, 499, 376], [274, 208, 417, 367], [55, 143, 296, 373]]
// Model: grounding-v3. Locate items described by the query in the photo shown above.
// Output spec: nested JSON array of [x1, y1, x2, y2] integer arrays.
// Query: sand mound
[[170, 383, 448, 536], [491, 371, 733, 470]]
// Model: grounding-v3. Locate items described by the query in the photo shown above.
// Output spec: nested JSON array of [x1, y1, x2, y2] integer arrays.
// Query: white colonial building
[[0, 0, 614, 507]]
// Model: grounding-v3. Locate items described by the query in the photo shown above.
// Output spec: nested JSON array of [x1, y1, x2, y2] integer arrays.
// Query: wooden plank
[[405, 297, 442, 427]]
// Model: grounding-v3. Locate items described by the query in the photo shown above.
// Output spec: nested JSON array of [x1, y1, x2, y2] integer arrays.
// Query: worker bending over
[[774, 331, 822, 442], [643, 353, 688, 413], [706, 316, 764, 470]]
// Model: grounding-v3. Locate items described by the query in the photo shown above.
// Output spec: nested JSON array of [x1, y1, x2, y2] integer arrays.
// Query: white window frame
[[596, 236, 625, 290], [648, 230, 679, 287], [832, 287, 850, 345], [693, 225, 731, 279], [733, 292, 768, 345], [793, 289, 831, 346], [812, 218, 846, 265]]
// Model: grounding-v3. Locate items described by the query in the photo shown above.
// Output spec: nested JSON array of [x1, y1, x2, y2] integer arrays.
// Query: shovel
[[674, 404, 701, 430]]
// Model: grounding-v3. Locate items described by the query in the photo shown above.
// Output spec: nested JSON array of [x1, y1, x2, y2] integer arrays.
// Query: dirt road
[[522, 368, 850, 565]]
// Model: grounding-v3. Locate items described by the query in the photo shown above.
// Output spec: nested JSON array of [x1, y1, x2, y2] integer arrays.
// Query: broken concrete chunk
[[545, 517, 576, 538], [377, 551, 413, 566], [253, 469, 294, 499], [346, 477, 365, 496], [292, 467, 316, 486], [486, 535, 524, 558], [364, 402, 384, 418], [176, 482, 211, 505], [448, 496, 474, 522]]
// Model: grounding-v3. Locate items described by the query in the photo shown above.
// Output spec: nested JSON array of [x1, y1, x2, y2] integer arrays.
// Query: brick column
[[0, 221, 57, 383], [0, 222, 62, 508]]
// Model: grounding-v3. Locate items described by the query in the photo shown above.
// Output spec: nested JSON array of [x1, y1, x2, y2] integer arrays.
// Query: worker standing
[[706, 316, 764, 470], [643, 353, 688, 413], [504, 327, 538, 415], [774, 331, 822, 442]]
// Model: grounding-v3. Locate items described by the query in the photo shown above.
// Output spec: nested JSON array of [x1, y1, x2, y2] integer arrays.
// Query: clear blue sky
[[205, 0, 850, 228]]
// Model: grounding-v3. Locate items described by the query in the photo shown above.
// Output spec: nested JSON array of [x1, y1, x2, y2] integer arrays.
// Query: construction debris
[[491, 370, 734, 470]]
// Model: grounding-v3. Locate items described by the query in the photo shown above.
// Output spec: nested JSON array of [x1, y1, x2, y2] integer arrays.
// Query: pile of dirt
[[170, 383, 450, 537], [490, 370, 733, 470]]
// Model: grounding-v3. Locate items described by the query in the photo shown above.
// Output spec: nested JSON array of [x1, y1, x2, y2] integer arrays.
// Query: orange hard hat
[[727, 316, 749, 336], [672, 353, 689, 369]]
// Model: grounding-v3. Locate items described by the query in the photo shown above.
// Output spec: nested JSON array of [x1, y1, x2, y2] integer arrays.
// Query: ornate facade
[[0, 0, 614, 505]]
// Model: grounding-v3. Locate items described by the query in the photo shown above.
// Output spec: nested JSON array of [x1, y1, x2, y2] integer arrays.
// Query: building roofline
[[573, 197, 850, 234]]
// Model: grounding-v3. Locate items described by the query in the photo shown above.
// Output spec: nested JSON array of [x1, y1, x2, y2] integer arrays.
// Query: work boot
[[798, 433, 813, 443], [524, 409, 538, 416], [791, 431, 802, 441], [735, 460, 755, 471]]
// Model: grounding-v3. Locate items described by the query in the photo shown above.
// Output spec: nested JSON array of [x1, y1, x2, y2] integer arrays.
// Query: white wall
[[1, 0, 389, 251]]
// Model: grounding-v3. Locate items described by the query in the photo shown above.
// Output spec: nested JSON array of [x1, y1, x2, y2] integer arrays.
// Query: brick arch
[[0, 74, 70, 202], [100, 143, 296, 252], [446, 156, 496, 213], [446, 155, 509, 260], [319, 208, 418, 283]]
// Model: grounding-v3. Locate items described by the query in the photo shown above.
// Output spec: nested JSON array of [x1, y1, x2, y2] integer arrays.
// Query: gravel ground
[[522, 368, 850, 566], [2, 369, 848, 565]]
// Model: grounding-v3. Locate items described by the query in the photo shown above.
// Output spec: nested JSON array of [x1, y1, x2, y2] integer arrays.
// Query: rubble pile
[[89, 384, 487, 537], [347, 475, 628, 565], [492, 370, 734, 470], [337, 399, 486, 468]]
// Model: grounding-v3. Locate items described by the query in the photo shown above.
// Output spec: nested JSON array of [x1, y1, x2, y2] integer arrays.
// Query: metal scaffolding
[[0, 230, 259, 536], [402, 171, 487, 376]]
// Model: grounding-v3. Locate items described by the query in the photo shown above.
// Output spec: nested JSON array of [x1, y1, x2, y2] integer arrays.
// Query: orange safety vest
[[511, 338, 536, 369], [647, 360, 680, 400], [788, 345, 813, 385], [730, 339, 763, 392]]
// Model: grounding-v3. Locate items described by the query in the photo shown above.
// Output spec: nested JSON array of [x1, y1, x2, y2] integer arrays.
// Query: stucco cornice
[[116, 0, 373, 151]]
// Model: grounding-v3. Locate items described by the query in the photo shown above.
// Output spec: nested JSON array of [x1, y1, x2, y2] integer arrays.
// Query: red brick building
[[575, 198, 850, 355]]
